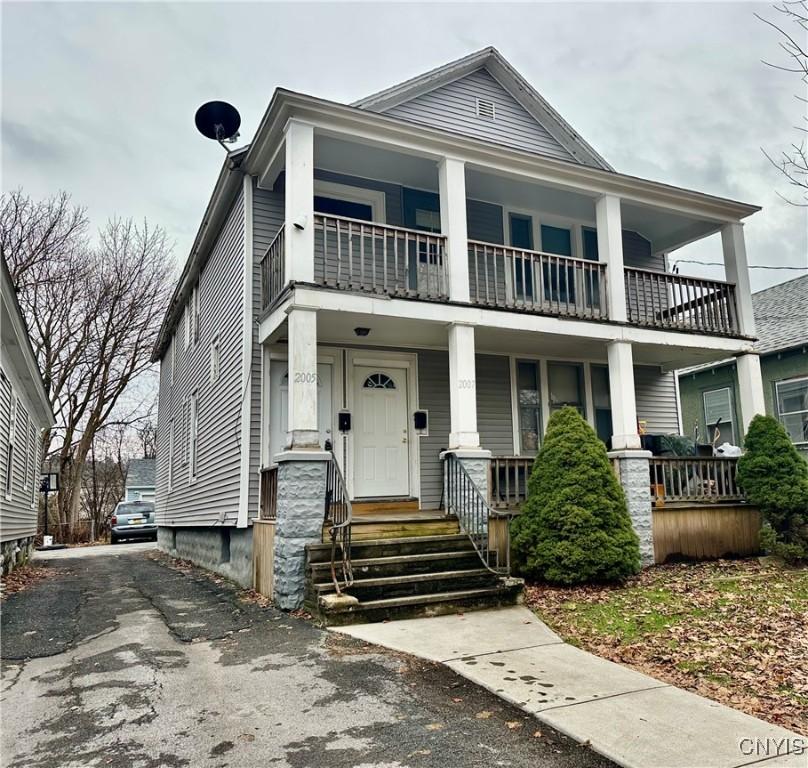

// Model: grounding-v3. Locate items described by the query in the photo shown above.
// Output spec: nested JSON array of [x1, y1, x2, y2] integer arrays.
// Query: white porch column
[[736, 353, 766, 437], [596, 195, 627, 323], [721, 223, 755, 336], [447, 323, 480, 450], [438, 157, 470, 302], [284, 119, 315, 284], [607, 340, 641, 450], [286, 306, 319, 449]]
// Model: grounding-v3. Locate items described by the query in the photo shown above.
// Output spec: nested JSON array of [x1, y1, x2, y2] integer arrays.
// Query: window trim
[[5, 396, 17, 501], [775, 375, 808, 445], [210, 334, 220, 383], [313, 179, 386, 223], [168, 417, 175, 491], [702, 386, 735, 445]]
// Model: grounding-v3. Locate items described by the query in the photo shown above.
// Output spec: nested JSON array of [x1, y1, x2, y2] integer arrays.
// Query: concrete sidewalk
[[333, 606, 806, 768]]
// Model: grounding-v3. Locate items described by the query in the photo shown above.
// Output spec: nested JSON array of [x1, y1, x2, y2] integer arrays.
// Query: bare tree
[[758, 1, 808, 204], [83, 425, 127, 540], [2, 190, 174, 539]]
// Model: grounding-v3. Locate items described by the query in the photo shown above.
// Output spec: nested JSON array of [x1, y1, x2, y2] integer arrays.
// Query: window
[[703, 387, 735, 445], [548, 362, 585, 416], [581, 227, 602, 309], [170, 335, 176, 385], [5, 397, 17, 500], [21, 409, 29, 490], [540, 225, 576, 304], [184, 307, 190, 350], [509, 214, 535, 302], [191, 283, 200, 345], [210, 335, 220, 383], [476, 98, 496, 120], [363, 373, 396, 390], [516, 361, 542, 454], [168, 418, 175, 491], [188, 393, 198, 482], [591, 365, 612, 445], [29, 424, 37, 508], [776, 377, 808, 445]]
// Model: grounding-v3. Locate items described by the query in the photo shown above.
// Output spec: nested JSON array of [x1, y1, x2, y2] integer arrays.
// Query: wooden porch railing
[[649, 456, 743, 504], [259, 466, 278, 520], [467, 240, 608, 320], [314, 213, 448, 300], [624, 267, 739, 335], [260, 225, 286, 310], [489, 456, 533, 511]]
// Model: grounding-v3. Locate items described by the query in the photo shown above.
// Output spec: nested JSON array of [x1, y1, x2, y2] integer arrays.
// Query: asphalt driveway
[[0, 547, 614, 768]]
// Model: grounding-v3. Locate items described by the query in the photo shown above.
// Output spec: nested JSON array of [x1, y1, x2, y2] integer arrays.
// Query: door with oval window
[[353, 367, 409, 498]]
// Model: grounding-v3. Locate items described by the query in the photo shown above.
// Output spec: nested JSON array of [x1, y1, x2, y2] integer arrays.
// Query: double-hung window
[[516, 361, 543, 454], [703, 387, 735, 445], [188, 392, 198, 483], [509, 214, 535, 302], [168, 418, 175, 491], [775, 377, 808, 445], [5, 396, 17, 500], [210, 335, 220, 383]]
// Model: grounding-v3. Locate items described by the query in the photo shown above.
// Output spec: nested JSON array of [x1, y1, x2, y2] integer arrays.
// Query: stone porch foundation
[[608, 449, 654, 565]]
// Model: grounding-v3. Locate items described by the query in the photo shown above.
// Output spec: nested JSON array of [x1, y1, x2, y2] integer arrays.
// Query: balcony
[[260, 214, 741, 337]]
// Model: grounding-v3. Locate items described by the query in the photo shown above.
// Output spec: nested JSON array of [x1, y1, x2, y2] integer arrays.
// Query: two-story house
[[153, 48, 766, 619]]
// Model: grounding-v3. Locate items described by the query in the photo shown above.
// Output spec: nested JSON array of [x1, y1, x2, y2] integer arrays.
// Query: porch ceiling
[[309, 134, 725, 256], [273, 307, 746, 372]]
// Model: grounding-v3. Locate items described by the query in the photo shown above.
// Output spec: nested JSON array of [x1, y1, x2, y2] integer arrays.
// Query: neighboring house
[[678, 275, 808, 456], [153, 47, 767, 613], [1, 257, 55, 573], [125, 458, 156, 502]]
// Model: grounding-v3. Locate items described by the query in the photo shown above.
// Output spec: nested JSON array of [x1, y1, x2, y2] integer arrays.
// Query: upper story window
[[5, 396, 17, 500], [210, 335, 220, 383], [776, 377, 808, 445], [475, 98, 496, 120], [703, 387, 735, 445], [169, 335, 176, 386], [191, 283, 200, 345], [188, 392, 198, 483], [168, 418, 175, 491]]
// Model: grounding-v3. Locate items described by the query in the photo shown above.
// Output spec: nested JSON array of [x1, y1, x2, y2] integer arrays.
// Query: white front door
[[269, 362, 333, 458], [353, 366, 409, 498]]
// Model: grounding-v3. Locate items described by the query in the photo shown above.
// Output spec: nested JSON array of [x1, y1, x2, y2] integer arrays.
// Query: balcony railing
[[260, 225, 285, 310], [624, 267, 739, 335], [649, 456, 743, 504], [468, 240, 608, 320], [314, 213, 448, 300], [489, 456, 533, 511]]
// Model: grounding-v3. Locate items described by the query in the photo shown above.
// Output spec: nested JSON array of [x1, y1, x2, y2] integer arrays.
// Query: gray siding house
[[125, 458, 156, 502], [153, 48, 767, 614], [1, 257, 54, 574]]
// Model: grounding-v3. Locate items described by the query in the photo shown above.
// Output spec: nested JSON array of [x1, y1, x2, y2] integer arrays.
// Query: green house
[[678, 275, 808, 456]]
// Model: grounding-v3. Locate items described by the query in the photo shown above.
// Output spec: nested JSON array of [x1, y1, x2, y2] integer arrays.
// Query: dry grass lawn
[[525, 559, 808, 736]]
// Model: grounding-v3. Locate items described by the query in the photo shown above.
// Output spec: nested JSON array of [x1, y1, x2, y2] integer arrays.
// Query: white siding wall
[[155, 191, 245, 526], [385, 69, 578, 163]]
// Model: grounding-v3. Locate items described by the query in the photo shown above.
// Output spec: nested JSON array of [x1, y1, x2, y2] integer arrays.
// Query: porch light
[[293, 214, 308, 230], [354, 327, 370, 337]]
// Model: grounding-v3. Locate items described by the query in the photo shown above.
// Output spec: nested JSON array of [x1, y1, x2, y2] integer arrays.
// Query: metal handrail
[[324, 444, 353, 595], [443, 453, 510, 575]]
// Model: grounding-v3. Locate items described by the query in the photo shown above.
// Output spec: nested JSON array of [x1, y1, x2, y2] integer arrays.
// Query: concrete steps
[[305, 527, 523, 625]]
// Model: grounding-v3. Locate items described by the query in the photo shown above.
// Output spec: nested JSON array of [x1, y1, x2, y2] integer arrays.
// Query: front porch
[[255, 300, 763, 613]]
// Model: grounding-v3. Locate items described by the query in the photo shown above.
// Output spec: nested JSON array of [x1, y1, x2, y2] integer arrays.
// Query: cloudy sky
[[2, 1, 806, 291]]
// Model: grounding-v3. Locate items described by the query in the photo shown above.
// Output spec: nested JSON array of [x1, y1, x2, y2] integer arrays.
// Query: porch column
[[284, 119, 315, 283], [721, 223, 755, 336], [607, 340, 641, 450], [438, 157, 470, 302], [736, 352, 766, 437], [448, 323, 480, 450], [596, 195, 627, 323], [286, 306, 319, 449]]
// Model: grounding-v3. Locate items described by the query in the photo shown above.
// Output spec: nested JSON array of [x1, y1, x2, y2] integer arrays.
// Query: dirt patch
[[525, 559, 808, 736]]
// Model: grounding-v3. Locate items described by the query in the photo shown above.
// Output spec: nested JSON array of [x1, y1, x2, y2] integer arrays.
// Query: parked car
[[110, 500, 157, 544]]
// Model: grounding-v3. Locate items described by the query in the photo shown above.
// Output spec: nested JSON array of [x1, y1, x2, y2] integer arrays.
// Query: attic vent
[[475, 97, 496, 120]]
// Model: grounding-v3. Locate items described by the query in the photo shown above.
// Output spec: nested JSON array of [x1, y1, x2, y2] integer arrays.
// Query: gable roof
[[126, 458, 156, 489], [353, 47, 613, 171], [750, 274, 808, 355]]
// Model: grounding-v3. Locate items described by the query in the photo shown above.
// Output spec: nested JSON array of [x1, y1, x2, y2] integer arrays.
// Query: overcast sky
[[2, 1, 806, 291]]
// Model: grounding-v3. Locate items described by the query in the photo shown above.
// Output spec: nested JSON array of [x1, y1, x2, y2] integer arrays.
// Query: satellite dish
[[194, 101, 241, 148]]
